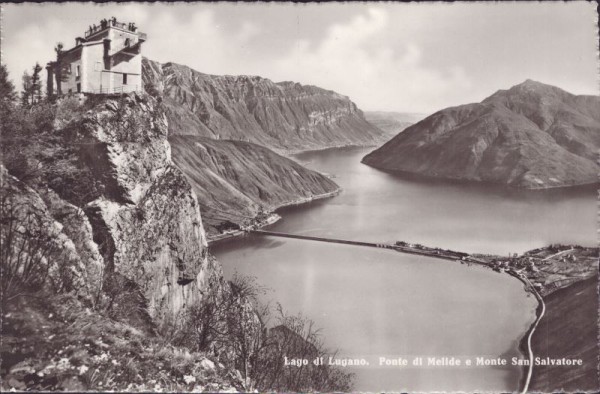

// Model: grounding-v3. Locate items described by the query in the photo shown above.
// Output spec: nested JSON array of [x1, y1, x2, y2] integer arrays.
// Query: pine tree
[[21, 71, 32, 107], [0, 64, 16, 106], [31, 63, 43, 104]]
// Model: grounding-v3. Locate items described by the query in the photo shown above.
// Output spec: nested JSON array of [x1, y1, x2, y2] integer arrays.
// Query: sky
[[1, 2, 598, 113]]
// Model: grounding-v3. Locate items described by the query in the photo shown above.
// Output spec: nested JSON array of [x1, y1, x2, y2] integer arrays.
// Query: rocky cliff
[[169, 135, 339, 236], [363, 80, 600, 189], [76, 94, 224, 330], [143, 58, 384, 153], [2, 94, 223, 332]]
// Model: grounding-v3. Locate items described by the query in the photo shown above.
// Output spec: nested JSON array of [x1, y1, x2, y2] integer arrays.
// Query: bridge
[[249, 230, 475, 263]]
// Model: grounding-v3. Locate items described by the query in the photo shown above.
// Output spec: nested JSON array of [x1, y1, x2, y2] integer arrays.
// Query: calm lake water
[[211, 147, 596, 391]]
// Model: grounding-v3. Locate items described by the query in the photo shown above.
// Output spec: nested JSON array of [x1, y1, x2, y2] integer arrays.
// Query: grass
[[0, 292, 244, 392]]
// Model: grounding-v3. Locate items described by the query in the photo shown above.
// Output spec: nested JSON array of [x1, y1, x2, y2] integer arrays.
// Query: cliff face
[[169, 135, 339, 236], [74, 93, 223, 329], [0, 166, 105, 303], [2, 94, 222, 332], [363, 80, 600, 189], [143, 58, 384, 153]]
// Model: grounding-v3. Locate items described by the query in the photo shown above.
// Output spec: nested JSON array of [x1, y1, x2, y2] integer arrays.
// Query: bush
[[1, 98, 102, 207], [176, 274, 354, 392]]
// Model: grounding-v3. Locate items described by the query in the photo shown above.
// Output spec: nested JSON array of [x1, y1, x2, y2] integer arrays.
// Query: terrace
[[84, 18, 143, 39]]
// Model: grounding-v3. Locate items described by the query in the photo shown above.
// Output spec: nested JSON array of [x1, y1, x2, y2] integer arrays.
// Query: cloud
[[273, 8, 472, 112], [144, 9, 261, 76], [4, 19, 66, 88], [3, 3, 594, 113]]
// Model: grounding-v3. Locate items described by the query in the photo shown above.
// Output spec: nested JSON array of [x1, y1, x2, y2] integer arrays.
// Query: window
[[77, 83, 81, 93], [75, 65, 80, 77], [124, 38, 130, 47], [122, 73, 128, 85]]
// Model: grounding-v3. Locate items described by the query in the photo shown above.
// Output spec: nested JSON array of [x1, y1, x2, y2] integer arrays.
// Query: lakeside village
[[394, 240, 598, 297]]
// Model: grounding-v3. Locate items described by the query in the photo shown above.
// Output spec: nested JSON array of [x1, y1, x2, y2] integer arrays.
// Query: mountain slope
[[362, 80, 600, 189], [169, 135, 339, 236], [529, 276, 599, 391], [143, 58, 384, 153]]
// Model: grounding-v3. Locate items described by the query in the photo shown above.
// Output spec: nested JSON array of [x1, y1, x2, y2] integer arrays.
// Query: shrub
[[177, 274, 354, 392]]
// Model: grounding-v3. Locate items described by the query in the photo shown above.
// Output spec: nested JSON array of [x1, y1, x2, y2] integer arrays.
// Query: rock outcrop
[[143, 58, 384, 153], [0, 166, 104, 302], [71, 93, 222, 329], [1, 94, 223, 332], [363, 80, 600, 189], [169, 135, 339, 236]]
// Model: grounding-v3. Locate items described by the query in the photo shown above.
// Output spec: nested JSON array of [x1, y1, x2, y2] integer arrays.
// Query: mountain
[[362, 80, 600, 189], [143, 58, 384, 153], [169, 135, 339, 236], [364, 111, 427, 136]]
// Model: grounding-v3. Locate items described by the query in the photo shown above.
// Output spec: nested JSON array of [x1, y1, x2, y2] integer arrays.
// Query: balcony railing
[[87, 85, 142, 95], [84, 20, 143, 39]]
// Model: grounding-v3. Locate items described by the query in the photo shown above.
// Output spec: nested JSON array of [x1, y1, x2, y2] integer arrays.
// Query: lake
[[211, 146, 596, 391]]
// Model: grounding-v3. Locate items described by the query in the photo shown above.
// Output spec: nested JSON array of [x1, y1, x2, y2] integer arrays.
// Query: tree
[[54, 42, 69, 96], [21, 71, 32, 106], [179, 274, 354, 392], [31, 62, 43, 104], [21, 63, 43, 106], [0, 64, 16, 107]]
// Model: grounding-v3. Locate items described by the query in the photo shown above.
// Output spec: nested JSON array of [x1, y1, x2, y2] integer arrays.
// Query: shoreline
[[279, 142, 383, 157], [270, 188, 342, 211], [360, 163, 600, 192], [206, 188, 342, 246], [505, 270, 545, 392]]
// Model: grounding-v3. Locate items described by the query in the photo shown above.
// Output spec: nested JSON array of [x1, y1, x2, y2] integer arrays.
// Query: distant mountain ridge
[[143, 58, 384, 153], [363, 80, 600, 189], [364, 111, 427, 136]]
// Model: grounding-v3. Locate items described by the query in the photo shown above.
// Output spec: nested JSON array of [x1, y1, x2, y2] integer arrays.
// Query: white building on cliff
[[46, 17, 146, 96]]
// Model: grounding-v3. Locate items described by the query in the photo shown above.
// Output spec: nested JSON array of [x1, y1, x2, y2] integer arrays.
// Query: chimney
[[103, 38, 112, 69]]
